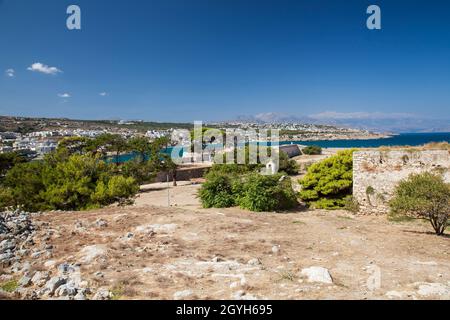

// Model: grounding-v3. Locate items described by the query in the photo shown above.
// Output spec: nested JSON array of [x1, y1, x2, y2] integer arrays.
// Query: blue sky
[[0, 0, 449, 123]]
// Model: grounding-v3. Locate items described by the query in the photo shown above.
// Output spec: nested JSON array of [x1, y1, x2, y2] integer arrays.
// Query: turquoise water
[[110, 133, 450, 163]]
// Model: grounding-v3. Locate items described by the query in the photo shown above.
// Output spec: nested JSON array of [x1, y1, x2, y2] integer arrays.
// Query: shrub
[[344, 196, 360, 213], [3, 161, 47, 211], [0, 152, 27, 180], [390, 172, 450, 236], [91, 175, 139, 207], [278, 151, 299, 175], [299, 149, 355, 209], [0, 187, 14, 210], [2, 154, 139, 212], [206, 163, 257, 178], [302, 145, 322, 155], [198, 173, 236, 208], [121, 159, 156, 184], [237, 174, 298, 212]]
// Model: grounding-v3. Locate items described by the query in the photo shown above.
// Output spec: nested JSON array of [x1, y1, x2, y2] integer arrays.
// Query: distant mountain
[[234, 113, 309, 124], [232, 112, 450, 133]]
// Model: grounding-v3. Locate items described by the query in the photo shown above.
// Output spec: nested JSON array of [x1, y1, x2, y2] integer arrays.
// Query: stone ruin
[[353, 149, 450, 215]]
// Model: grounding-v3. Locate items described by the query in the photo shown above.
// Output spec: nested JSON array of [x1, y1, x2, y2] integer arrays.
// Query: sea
[[279, 132, 450, 149], [111, 132, 450, 163]]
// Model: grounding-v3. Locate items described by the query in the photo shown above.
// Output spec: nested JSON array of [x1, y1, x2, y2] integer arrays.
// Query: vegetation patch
[[302, 145, 322, 155], [1, 280, 19, 293], [299, 149, 356, 209], [390, 172, 450, 235]]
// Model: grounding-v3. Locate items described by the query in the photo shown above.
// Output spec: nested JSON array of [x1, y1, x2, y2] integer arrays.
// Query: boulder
[[44, 276, 67, 295], [173, 289, 194, 300], [300, 267, 333, 284]]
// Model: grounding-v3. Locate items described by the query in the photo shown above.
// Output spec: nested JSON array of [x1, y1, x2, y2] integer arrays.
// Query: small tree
[[299, 149, 355, 209], [390, 172, 450, 236]]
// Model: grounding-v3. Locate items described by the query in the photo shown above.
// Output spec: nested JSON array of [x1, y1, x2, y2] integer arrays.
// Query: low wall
[[353, 149, 450, 215], [155, 165, 210, 182]]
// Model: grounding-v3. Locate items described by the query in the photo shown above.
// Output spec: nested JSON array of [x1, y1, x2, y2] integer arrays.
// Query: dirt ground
[[17, 181, 450, 300]]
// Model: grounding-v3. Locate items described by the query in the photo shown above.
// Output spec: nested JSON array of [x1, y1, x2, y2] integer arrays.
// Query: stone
[[44, 276, 67, 295], [353, 150, 450, 215], [92, 288, 112, 300], [95, 219, 108, 228], [44, 260, 57, 268], [247, 258, 261, 266], [79, 245, 107, 263], [55, 284, 78, 297], [0, 239, 16, 252], [173, 289, 194, 300], [30, 251, 43, 259], [31, 271, 50, 287], [0, 252, 13, 262], [58, 262, 77, 274], [300, 267, 333, 284], [417, 283, 450, 297], [135, 224, 177, 234], [74, 291, 86, 300], [386, 291, 404, 299], [19, 276, 32, 287], [271, 245, 280, 254]]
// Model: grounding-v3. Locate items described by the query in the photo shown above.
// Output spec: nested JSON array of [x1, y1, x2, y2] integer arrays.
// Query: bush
[[299, 149, 355, 209], [199, 173, 236, 208], [236, 174, 298, 212], [302, 145, 322, 155], [344, 196, 360, 213], [91, 175, 139, 207], [199, 170, 298, 212], [0, 187, 14, 209], [2, 154, 139, 212], [206, 163, 257, 177], [278, 151, 299, 175], [390, 172, 450, 236]]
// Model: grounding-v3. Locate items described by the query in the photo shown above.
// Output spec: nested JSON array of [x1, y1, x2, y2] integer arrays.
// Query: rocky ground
[[1, 183, 449, 300]]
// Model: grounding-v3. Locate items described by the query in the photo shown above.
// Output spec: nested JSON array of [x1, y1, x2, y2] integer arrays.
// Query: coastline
[[280, 133, 393, 142]]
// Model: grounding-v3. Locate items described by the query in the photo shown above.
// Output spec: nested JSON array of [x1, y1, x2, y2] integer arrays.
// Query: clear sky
[[0, 0, 449, 122]]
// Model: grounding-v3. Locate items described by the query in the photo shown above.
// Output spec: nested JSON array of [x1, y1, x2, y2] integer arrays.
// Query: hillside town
[[0, 116, 389, 159]]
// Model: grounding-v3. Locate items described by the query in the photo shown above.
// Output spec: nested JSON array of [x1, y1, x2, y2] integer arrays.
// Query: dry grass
[[377, 142, 450, 152]]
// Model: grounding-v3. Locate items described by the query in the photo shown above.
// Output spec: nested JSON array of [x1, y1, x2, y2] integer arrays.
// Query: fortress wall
[[353, 150, 450, 215]]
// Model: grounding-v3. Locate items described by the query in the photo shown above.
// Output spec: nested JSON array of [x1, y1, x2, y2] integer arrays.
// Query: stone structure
[[280, 145, 301, 158], [353, 149, 450, 215]]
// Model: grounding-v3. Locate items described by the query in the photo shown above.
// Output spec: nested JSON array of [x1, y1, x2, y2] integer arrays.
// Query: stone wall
[[155, 165, 210, 182], [353, 149, 450, 215]]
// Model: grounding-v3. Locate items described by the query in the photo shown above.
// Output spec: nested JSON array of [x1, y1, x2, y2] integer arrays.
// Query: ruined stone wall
[[353, 150, 450, 215]]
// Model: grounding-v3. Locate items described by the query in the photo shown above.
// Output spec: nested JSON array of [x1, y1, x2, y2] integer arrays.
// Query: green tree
[[0, 152, 26, 180], [57, 137, 91, 155], [128, 136, 152, 163], [2, 153, 139, 212], [299, 149, 355, 209], [90, 133, 128, 163], [3, 161, 47, 211], [390, 172, 450, 236]]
